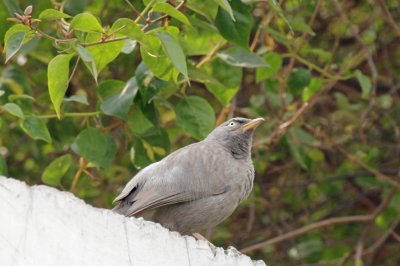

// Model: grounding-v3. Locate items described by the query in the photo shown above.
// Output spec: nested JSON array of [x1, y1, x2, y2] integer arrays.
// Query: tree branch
[[240, 215, 372, 253]]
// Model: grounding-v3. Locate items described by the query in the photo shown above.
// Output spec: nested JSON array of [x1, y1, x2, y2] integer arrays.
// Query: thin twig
[[253, 102, 310, 147], [332, 0, 378, 86], [68, 56, 80, 84], [124, 0, 142, 17], [375, 0, 400, 38], [142, 1, 185, 31], [71, 157, 87, 192], [134, 0, 157, 24], [80, 36, 128, 47], [38, 111, 101, 119], [196, 40, 225, 68]]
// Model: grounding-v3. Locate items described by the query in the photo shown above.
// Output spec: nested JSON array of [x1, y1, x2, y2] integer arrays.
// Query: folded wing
[[113, 141, 228, 217]]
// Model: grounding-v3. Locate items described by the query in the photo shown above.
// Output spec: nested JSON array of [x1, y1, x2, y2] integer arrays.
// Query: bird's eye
[[228, 121, 236, 127]]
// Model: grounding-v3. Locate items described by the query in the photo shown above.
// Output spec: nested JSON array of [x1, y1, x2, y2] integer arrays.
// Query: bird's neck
[[213, 134, 253, 160]]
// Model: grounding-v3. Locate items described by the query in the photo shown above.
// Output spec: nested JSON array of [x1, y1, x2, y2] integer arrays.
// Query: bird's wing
[[113, 141, 229, 216]]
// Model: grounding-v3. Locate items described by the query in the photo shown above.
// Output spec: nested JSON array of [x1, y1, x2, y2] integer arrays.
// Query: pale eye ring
[[228, 121, 236, 127]]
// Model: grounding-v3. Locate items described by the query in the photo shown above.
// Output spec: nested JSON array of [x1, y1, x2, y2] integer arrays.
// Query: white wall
[[0, 176, 265, 266]]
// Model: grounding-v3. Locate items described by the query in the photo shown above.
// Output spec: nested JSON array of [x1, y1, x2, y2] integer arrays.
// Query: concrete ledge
[[0, 176, 265, 266]]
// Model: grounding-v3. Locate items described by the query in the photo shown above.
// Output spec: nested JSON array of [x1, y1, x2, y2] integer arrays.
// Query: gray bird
[[113, 117, 264, 235]]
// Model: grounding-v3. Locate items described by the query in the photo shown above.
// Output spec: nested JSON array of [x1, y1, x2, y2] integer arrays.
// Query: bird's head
[[206, 117, 264, 159]]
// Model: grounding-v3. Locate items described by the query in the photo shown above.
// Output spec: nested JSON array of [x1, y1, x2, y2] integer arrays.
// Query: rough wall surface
[[0, 176, 265, 266]]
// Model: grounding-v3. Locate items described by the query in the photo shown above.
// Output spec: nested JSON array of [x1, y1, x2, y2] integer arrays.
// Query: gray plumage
[[113, 117, 264, 235]]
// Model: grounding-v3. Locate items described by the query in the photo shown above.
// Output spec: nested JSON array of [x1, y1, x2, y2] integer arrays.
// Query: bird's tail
[[112, 202, 130, 216]]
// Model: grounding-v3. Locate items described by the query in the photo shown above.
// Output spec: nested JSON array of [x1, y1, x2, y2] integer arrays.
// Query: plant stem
[[81, 36, 128, 47], [134, 0, 157, 24], [38, 111, 101, 119]]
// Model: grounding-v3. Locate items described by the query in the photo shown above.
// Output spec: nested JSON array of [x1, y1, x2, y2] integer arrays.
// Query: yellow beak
[[241, 117, 265, 131]]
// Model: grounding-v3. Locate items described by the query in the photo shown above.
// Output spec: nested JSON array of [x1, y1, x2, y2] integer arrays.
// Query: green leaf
[[354, 70, 372, 99], [64, 95, 89, 105], [75, 44, 98, 82], [4, 31, 25, 63], [20, 116, 52, 143], [71, 127, 117, 168], [97, 80, 125, 100], [268, 0, 293, 33], [133, 139, 152, 168], [140, 34, 179, 82], [0, 66, 32, 102], [41, 154, 72, 186], [152, 3, 191, 25], [2, 0, 22, 15], [181, 19, 225, 55], [128, 106, 155, 136], [39, 9, 72, 20], [217, 47, 268, 68], [287, 136, 308, 170], [289, 239, 323, 261], [135, 61, 165, 102], [212, 0, 234, 21], [154, 30, 188, 80], [2, 102, 24, 118], [203, 59, 242, 106], [378, 94, 393, 109], [214, 0, 253, 48], [264, 26, 292, 45], [302, 78, 324, 101], [186, 0, 219, 22], [291, 16, 314, 35], [48, 54, 74, 119], [175, 96, 215, 140], [8, 94, 35, 102], [111, 18, 145, 43], [287, 68, 311, 95], [256, 52, 282, 82], [86, 32, 124, 74], [121, 39, 137, 54], [101, 76, 139, 120], [188, 65, 226, 89], [3, 24, 31, 48], [70, 13, 103, 33], [131, 124, 171, 167]]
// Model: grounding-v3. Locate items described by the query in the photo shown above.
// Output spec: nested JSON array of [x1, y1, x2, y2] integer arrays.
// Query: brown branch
[[336, 145, 400, 188], [375, 0, 400, 38], [363, 216, 400, 257], [241, 185, 399, 254], [304, 125, 400, 188], [215, 104, 231, 127], [253, 102, 310, 148], [339, 186, 399, 265], [141, 1, 185, 31], [240, 215, 372, 253], [354, 186, 398, 265]]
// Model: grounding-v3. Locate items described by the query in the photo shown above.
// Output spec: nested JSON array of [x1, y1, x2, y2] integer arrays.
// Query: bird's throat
[[223, 134, 252, 159]]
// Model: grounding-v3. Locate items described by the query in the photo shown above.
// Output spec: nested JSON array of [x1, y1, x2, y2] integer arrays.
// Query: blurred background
[[1, 0, 400, 265]]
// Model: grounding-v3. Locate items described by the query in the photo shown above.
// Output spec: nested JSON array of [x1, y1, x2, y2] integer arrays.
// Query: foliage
[[1, 0, 400, 265]]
